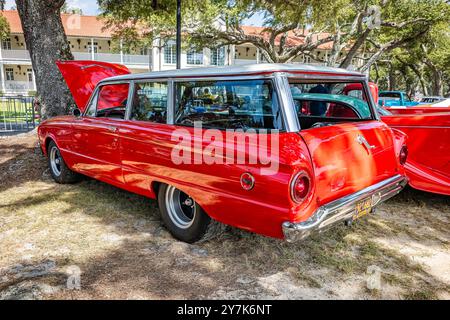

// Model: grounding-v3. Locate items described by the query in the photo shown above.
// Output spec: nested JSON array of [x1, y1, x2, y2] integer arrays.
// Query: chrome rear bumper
[[282, 175, 408, 242]]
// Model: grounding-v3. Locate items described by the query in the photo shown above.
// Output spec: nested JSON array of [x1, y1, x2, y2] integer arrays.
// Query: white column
[[151, 39, 160, 71], [204, 48, 210, 67], [90, 38, 95, 61], [0, 63, 5, 93], [120, 39, 124, 64], [256, 47, 260, 64], [228, 45, 235, 66], [32, 70, 36, 91]]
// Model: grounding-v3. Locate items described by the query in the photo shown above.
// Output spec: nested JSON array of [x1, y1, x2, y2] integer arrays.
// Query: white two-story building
[[0, 10, 362, 96]]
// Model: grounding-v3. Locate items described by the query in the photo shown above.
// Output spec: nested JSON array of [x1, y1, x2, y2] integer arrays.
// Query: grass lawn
[[0, 133, 449, 300]]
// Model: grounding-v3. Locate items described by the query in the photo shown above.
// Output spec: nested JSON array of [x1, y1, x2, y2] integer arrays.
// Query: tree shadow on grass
[[1, 136, 449, 299]]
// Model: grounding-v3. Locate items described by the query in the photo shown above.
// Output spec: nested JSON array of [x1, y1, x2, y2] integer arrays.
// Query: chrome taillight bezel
[[399, 145, 408, 165], [290, 171, 312, 204]]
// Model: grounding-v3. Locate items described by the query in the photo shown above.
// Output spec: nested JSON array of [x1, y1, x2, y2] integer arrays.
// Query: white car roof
[[106, 63, 365, 82], [432, 99, 450, 107]]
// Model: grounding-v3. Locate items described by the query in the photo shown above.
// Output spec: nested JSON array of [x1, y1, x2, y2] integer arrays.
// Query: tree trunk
[[15, 0, 75, 119], [388, 65, 396, 91]]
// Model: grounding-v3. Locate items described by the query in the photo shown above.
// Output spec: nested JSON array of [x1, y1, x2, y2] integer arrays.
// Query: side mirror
[[72, 108, 82, 117]]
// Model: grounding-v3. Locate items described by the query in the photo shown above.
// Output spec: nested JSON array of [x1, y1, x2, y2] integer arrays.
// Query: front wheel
[[157, 184, 223, 243], [47, 141, 80, 184]]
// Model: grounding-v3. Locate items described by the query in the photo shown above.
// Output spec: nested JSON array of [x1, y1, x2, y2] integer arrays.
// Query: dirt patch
[[0, 133, 449, 300]]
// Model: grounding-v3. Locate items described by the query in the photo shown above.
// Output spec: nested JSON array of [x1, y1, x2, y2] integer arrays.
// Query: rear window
[[289, 81, 373, 129], [174, 79, 283, 130]]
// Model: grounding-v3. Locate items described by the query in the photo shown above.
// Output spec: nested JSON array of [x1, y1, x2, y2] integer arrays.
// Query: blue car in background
[[378, 91, 419, 107]]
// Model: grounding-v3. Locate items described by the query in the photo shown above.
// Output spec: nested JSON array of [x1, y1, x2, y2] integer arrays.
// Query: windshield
[[288, 80, 374, 130], [379, 92, 401, 102]]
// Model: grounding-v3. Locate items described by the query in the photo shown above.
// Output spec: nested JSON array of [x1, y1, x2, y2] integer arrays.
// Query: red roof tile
[[1, 10, 333, 48], [2, 10, 113, 38]]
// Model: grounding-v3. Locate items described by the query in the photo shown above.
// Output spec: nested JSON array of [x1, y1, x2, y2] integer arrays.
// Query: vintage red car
[[343, 83, 450, 196], [37, 62, 408, 243], [384, 105, 450, 115]]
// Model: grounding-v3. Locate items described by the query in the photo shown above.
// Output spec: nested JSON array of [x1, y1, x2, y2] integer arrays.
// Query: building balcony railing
[[72, 52, 149, 66], [4, 80, 35, 92], [1, 49, 31, 61], [1, 49, 150, 67], [234, 59, 257, 65]]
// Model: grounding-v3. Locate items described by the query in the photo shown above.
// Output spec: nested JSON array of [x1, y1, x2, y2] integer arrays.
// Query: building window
[[2, 38, 11, 50], [5, 68, 14, 81], [301, 55, 311, 63], [164, 40, 176, 64], [210, 47, 225, 66], [186, 49, 203, 65], [88, 41, 98, 53], [27, 69, 33, 82]]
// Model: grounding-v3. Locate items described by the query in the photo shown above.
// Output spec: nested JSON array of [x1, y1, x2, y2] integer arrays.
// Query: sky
[[4, 0, 264, 26], [4, 0, 101, 15]]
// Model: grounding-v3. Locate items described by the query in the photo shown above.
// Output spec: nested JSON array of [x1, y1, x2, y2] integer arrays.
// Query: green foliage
[[99, 0, 449, 94], [0, 13, 10, 41]]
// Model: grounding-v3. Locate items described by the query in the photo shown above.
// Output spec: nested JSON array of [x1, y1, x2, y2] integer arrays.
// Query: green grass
[[0, 99, 39, 124]]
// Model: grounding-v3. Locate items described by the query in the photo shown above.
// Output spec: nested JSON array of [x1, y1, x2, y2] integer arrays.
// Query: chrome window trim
[[287, 76, 379, 123], [286, 74, 366, 81], [82, 88, 99, 118], [167, 79, 175, 125], [171, 76, 286, 131], [124, 80, 135, 121], [274, 73, 300, 132], [126, 79, 172, 124], [84, 80, 133, 120]]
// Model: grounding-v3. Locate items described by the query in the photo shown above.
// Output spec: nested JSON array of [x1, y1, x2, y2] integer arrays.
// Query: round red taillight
[[399, 146, 408, 165], [291, 172, 311, 203]]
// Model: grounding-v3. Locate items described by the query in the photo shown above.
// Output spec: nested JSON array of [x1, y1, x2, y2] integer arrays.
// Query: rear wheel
[[157, 184, 223, 243], [47, 141, 80, 184]]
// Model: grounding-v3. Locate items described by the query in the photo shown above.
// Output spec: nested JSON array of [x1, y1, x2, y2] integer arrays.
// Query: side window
[[84, 92, 97, 117], [174, 80, 282, 130], [96, 83, 130, 119], [130, 82, 168, 123]]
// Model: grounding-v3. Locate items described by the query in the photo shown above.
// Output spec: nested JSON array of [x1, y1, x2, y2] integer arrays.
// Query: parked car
[[381, 111, 450, 196], [384, 95, 450, 115], [344, 83, 450, 196], [430, 98, 450, 108], [419, 96, 445, 104], [379, 91, 419, 107], [38, 62, 408, 243]]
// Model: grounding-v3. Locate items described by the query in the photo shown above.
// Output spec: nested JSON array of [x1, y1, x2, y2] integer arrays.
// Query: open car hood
[[57, 60, 131, 111]]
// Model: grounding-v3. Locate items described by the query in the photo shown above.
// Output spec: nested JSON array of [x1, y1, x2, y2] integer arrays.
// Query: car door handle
[[107, 126, 118, 133]]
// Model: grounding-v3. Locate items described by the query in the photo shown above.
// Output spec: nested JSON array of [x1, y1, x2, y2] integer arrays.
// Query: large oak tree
[[15, 0, 75, 119], [100, 0, 448, 74]]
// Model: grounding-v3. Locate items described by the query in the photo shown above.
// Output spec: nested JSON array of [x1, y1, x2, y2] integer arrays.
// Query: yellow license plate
[[353, 197, 373, 221]]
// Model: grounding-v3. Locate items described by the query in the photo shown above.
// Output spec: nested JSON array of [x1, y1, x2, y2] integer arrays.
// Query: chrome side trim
[[282, 175, 408, 242], [274, 73, 301, 132]]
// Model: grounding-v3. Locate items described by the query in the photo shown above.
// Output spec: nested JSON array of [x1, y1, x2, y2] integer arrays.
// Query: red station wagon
[[38, 62, 408, 243]]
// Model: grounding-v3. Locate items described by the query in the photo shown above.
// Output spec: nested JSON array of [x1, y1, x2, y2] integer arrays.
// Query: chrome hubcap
[[165, 186, 196, 229], [50, 146, 62, 176]]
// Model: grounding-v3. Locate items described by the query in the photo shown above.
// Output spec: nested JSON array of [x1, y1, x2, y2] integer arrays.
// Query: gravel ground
[[0, 132, 449, 300]]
